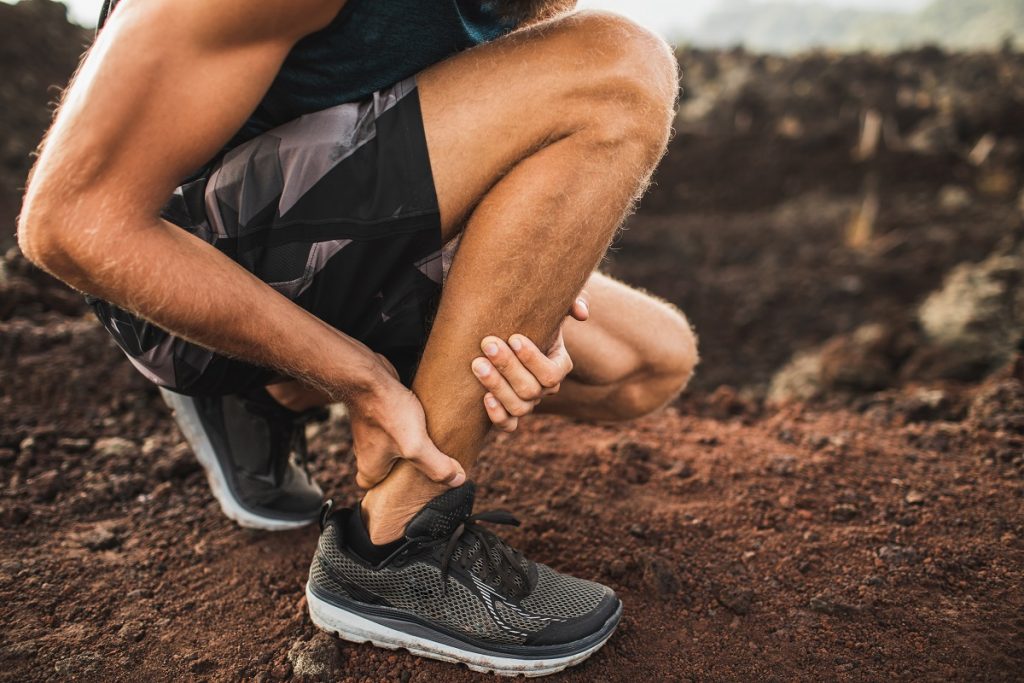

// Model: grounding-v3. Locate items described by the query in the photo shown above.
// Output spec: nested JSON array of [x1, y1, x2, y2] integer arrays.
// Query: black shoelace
[[428, 510, 532, 596], [283, 407, 327, 477], [242, 393, 326, 479]]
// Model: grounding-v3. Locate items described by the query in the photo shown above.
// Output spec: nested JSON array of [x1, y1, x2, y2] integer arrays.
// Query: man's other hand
[[471, 292, 589, 432]]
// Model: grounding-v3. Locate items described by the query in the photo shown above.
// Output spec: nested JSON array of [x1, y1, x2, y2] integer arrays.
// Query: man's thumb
[[409, 441, 466, 487]]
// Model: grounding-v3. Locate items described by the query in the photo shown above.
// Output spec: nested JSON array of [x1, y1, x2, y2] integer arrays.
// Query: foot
[[305, 482, 622, 677], [160, 386, 324, 530]]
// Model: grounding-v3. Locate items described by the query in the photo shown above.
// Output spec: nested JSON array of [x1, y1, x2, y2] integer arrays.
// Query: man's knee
[[613, 305, 698, 419], [552, 11, 678, 159], [644, 304, 698, 404]]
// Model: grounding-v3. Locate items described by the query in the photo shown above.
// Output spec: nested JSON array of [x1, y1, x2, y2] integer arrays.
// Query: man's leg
[[536, 272, 698, 420], [359, 11, 679, 543]]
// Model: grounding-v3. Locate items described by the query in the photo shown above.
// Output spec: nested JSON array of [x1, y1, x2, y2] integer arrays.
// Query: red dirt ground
[[2, 316, 1022, 681], [2, 2, 1023, 680]]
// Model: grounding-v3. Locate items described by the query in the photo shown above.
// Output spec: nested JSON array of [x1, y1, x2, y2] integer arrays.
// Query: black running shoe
[[305, 482, 622, 677], [160, 386, 324, 530]]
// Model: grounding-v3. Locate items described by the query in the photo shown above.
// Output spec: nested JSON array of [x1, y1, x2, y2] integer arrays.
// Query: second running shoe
[[160, 386, 324, 530]]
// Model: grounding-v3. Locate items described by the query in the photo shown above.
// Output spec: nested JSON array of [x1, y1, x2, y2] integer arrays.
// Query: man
[[18, 0, 696, 675]]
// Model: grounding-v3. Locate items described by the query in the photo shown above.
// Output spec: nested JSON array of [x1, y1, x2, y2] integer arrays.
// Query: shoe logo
[[470, 576, 563, 638]]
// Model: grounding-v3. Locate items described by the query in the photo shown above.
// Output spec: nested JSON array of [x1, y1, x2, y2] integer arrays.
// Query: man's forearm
[[23, 206, 386, 402]]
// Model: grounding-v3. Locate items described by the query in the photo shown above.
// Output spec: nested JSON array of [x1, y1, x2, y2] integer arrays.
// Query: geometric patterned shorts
[[89, 78, 446, 396]]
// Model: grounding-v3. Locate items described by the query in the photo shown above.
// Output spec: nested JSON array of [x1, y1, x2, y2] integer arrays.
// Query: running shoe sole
[[160, 388, 318, 531], [305, 581, 622, 677]]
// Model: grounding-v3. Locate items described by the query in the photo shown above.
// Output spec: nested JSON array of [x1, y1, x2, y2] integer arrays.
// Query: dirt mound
[[0, 0, 91, 242]]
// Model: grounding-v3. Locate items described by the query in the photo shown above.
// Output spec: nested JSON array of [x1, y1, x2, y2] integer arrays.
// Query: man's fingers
[[473, 356, 538, 417], [509, 334, 566, 388], [405, 438, 467, 487], [484, 393, 519, 432], [479, 336, 544, 401], [569, 290, 590, 322]]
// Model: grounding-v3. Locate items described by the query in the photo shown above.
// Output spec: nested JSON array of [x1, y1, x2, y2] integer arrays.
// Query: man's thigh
[[416, 10, 674, 241]]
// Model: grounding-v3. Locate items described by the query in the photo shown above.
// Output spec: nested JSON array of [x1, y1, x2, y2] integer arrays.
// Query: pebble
[[877, 544, 918, 566], [830, 504, 859, 522], [117, 620, 146, 642], [645, 557, 681, 596], [56, 437, 91, 452], [153, 445, 199, 480], [286, 634, 342, 679], [80, 526, 120, 551], [716, 586, 754, 615], [93, 437, 135, 458], [270, 662, 292, 680], [30, 469, 61, 502], [905, 490, 926, 505]]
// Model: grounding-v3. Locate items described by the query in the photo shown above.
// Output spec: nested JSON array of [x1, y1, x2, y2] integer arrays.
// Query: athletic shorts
[[89, 77, 446, 395]]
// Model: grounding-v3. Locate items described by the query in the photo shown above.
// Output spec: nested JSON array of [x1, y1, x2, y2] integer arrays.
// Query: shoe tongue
[[404, 482, 476, 541]]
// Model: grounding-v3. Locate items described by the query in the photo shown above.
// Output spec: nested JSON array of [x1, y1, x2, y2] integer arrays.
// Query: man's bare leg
[[267, 271, 698, 416], [352, 12, 678, 543]]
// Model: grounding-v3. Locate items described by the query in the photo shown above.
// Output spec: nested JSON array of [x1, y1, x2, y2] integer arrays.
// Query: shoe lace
[[428, 510, 531, 596], [285, 407, 328, 473]]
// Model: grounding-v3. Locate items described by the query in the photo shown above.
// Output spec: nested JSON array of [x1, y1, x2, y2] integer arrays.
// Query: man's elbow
[[17, 198, 68, 275], [16, 183, 98, 283]]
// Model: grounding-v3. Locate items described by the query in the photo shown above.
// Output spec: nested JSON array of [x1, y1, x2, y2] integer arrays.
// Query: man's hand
[[471, 293, 588, 432], [349, 354, 466, 489]]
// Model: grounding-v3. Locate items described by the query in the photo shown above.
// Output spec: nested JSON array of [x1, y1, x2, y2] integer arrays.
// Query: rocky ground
[[1, 1, 1023, 681]]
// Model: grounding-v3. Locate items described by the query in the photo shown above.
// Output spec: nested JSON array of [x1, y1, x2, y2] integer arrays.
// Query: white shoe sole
[[306, 583, 619, 677], [160, 388, 316, 531]]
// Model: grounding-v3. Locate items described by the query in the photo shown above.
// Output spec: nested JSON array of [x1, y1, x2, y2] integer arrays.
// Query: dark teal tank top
[[227, 0, 515, 150]]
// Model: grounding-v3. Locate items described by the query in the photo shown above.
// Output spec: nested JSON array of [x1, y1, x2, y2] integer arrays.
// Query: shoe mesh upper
[[311, 525, 612, 646], [314, 531, 527, 644], [520, 563, 608, 618]]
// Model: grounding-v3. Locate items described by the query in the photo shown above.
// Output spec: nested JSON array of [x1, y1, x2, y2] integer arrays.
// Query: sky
[[34, 0, 931, 35]]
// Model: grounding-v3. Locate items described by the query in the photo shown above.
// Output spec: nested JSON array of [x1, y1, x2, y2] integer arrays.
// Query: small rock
[[117, 620, 146, 642], [665, 460, 695, 478], [270, 662, 292, 680], [287, 632, 342, 680], [80, 526, 120, 551], [809, 593, 857, 617], [905, 490, 926, 505], [645, 558, 681, 597], [56, 438, 92, 453], [153, 444, 198, 480], [30, 470, 61, 502], [716, 586, 754, 615], [895, 389, 952, 422], [877, 544, 918, 566], [938, 185, 971, 211], [830, 504, 858, 522], [769, 455, 798, 476], [94, 437, 135, 458], [607, 559, 627, 580]]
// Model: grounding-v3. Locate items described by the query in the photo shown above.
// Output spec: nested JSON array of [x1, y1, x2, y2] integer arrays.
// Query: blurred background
[[1, 1, 1022, 681]]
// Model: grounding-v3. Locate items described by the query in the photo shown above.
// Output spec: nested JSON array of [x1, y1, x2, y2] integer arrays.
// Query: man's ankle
[[361, 479, 446, 544]]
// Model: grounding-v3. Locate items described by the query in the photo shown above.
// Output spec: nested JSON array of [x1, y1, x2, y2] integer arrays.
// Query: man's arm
[[15, 0, 395, 400]]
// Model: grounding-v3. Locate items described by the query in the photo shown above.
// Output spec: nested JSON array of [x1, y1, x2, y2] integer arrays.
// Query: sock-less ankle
[[346, 502, 405, 564]]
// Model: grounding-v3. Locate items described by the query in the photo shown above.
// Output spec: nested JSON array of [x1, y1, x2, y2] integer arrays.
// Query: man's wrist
[[322, 348, 394, 406]]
